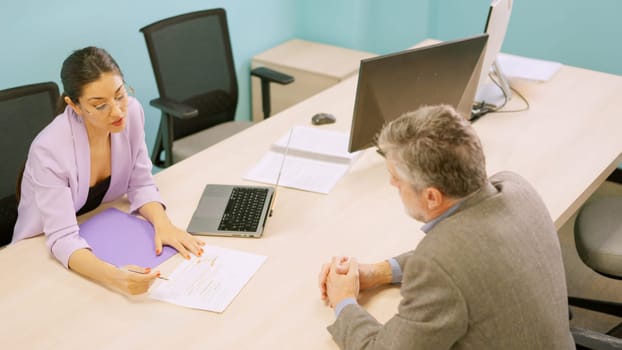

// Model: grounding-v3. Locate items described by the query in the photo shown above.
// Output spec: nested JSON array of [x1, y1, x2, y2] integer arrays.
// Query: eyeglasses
[[373, 140, 386, 158], [79, 87, 131, 116], [376, 147, 386, 158]]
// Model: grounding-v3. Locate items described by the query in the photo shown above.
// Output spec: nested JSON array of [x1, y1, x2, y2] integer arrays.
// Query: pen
[[128, 269, 169, 280]]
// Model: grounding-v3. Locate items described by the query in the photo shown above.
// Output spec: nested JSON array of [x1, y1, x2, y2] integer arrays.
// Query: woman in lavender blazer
[[12, 47, 204, 295]]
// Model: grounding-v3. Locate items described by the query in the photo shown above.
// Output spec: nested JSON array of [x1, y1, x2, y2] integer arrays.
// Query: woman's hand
[[68, 249, 161, 295], [153, 220, 204, 259], [138, 202, 205, 259], [115, 265, 161, 295]]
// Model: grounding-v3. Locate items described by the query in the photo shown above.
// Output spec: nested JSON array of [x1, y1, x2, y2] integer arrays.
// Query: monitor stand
[[474, 60, 512, 109]]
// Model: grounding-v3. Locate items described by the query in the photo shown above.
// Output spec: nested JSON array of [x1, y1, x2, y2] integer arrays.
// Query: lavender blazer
[[12, 96, 163, 267]]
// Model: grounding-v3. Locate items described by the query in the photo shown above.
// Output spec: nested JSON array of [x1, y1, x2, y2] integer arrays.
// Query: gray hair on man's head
[[376, 104, 487, 198]]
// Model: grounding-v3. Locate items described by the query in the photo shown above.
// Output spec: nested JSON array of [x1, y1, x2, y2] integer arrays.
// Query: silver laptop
[[187, 130, 292, 238], [187, 184, 275, 237]]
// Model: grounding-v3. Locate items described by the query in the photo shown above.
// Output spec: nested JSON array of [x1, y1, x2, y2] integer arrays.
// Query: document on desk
[[244, 126, 361, 194], [148, 245, 267, 312], [497, 53, 562, 82]]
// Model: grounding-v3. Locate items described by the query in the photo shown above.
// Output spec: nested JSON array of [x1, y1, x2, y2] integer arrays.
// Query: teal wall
[[0, 0, 296, 151], [296, 0, 432, 54], [430, 0, 622, 76], [296, 0, 622, 76], [2, 0, 621, 155]]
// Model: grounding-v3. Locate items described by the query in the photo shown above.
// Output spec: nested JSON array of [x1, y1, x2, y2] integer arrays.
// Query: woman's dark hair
[[57, 47, 123, 114]]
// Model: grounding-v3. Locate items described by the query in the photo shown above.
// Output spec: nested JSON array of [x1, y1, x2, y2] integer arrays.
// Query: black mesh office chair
[[140, 8, 294, 168], [0, 82, 59, 247], [569, 172, 622, 349]]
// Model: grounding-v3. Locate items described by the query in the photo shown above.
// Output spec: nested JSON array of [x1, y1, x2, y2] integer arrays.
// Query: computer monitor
[[474, 0, 513, 109], [348, 34, 489, 153]]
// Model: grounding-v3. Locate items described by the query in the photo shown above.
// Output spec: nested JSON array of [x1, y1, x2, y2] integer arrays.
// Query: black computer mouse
[[311, 113, 336, 125]]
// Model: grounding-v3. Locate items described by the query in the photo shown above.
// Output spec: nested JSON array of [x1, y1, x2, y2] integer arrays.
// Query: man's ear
[[424, 187, 445, 210], [64, 96, 81, 116]]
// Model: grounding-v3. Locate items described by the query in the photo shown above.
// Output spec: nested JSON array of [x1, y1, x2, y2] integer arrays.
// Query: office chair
[[140, 8, 294, 168], [0, 82, 59, 247], [569, 172, 622, 349]]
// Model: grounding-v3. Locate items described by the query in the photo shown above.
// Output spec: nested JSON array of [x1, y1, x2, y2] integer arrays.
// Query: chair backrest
[[140, 8, 239, 141], [0, 82, 59, 246]]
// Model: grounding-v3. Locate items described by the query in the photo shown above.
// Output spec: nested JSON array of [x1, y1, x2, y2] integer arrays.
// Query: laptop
[[186, 130, 292, 238]]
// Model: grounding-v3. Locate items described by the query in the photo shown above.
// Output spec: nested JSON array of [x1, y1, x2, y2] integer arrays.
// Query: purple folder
[[78, 208, 176, 268]]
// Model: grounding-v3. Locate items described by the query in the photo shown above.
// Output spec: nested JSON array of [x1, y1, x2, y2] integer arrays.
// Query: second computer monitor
[[475, 0, 513, 107], [348, 34, 489, 153]]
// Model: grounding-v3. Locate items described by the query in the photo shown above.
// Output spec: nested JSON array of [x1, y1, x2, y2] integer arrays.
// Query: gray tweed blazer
[[328, 171, 574, 349]]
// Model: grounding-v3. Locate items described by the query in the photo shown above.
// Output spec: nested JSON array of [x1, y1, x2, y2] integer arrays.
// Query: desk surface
[[2, 50, 622, 349]]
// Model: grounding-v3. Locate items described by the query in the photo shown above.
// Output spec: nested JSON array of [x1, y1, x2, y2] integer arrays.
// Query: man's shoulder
[[418, 171, 550, 258], [488, 171, 548, 215], [490, 170, 530, 187]]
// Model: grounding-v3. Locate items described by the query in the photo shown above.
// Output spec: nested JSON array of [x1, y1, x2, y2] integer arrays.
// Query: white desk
[[2, 51, 622, 349]]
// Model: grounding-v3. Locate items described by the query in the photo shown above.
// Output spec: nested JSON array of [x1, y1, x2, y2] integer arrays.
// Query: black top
[[76, 176, 111, 216]]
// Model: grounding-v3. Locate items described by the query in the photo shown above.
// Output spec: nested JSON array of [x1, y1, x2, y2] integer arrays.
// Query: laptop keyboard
[[218, 187, 269, 232]]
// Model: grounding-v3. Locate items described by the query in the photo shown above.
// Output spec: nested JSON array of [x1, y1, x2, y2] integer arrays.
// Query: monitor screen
[[348, 34, 489, 153], [474, 0, 513, 107]]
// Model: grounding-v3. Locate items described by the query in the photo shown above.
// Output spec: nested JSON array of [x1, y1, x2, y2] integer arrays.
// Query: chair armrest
[[149, 98, 198, 119], [606, 168, 622, 185], [251, 67, 294, 85], [569, 296, 622, 318], [250, 67, 295, 119], [571, 327, 622, 350]]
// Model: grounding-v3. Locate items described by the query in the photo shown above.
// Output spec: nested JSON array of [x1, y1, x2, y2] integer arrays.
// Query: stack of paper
[[244, 126, 361, 194], [497, 53, 562, 82]]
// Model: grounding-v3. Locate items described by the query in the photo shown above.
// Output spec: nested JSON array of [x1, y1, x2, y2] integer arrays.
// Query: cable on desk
[[472, 72, 530, 122], [493, 85, 530, 114], [488, 72, 530, 114]]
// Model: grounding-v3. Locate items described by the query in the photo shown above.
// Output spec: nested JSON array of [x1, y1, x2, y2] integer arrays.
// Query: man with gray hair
[[318, 104, 574, 349]]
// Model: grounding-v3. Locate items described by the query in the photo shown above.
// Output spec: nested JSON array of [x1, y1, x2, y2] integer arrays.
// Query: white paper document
[[497, 53, 562, 82], [244, 126, 360, 194], [271, 126, 359, 162], [149, 245, 267, 312]]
